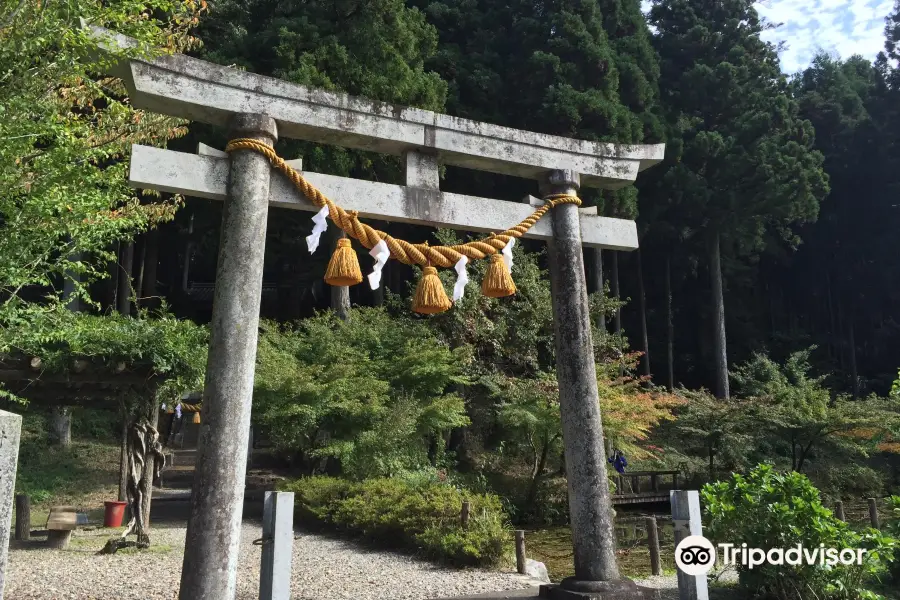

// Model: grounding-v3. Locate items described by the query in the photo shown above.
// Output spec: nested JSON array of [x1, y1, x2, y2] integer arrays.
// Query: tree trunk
[[141, 229, 160, 310], [665, 256, 675, 392], [791, 433, 797, 471], [708, 232, 729, 399], [611, 250, 623, 376], [849, 319, 859, 398], [49, 406, 72, 447], [587, 248, 606, 330], [708, 445, 715, 479], [797, 437, 817, 473], [637, 248, 650, 379], [117, 241, 134, 316], [611, 251, 621, 335], [837, 295, 846, 370], [118, 412, 129, 502], [135, 236, 147, 308], [141, 400, 160, 530], [330, 232, 351, 320], [62, 252, 82, 312], [105, 243, 120, 310], [525, 437, 552, 511]]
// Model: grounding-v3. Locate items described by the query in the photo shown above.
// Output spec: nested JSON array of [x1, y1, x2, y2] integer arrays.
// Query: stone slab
[[84, 24, 664, 189], [0, 410, 22, 600], [128, 145, 639, 251], [46, 506, 78, 531]]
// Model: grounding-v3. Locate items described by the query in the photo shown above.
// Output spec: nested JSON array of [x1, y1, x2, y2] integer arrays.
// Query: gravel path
[[6, 523, 537, 600], [635, 568, 739, 600]]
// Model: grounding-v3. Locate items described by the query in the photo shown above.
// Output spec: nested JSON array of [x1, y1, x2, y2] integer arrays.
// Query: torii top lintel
[[86, 24, 664, 190]]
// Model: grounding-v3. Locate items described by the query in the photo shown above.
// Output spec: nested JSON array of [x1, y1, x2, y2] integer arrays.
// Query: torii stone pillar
[[84, 22, 664, 600], [178, 114, 276, 600], [543, 171, 643, 598]]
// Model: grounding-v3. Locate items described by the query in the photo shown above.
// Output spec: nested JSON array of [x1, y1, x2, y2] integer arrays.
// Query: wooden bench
[[46, 506, 77, 549]]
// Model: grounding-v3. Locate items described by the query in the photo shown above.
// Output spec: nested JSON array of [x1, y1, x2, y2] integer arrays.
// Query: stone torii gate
[[87, 24, 664, 600]]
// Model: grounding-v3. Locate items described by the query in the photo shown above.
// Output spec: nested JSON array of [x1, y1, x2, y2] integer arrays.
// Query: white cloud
[[640, 0, 894, 73], [756, 0, 893, 73]]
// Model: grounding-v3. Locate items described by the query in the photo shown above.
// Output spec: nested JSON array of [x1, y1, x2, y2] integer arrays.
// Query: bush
[[704, 464, 896, 600], [810, 463, 886, 501], [886, 496, 900, 581], [281, 476, 508, 566], [72, 408, 119, 440], [253, 310, 470, 478]]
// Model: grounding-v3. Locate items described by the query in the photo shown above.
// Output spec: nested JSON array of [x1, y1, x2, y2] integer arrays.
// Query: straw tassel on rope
[[412, 266, 452, 314], [325, 238, 363, 286], [482, 254, 516, 298]]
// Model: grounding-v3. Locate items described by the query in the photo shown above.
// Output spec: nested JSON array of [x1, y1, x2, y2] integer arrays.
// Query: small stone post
[[868, 498, 880, 529], [646, 516, 661, 576], [1, 410, 23, 600], [14, 494, 29, 541], [671, 490, 709, 600], [259, 491, 294, 600], [542, 170, 639, 598], [834, 500, 845, 522], [179, 114, 276, 600], [460, 501, 470, 529]]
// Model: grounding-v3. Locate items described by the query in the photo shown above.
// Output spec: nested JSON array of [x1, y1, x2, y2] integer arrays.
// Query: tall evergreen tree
[[414, 0, 661, 372], [195, 0, 447, 179], [646, 0, 828, 398], [414, 0, 660, 203], [786, 55, 891, 394]]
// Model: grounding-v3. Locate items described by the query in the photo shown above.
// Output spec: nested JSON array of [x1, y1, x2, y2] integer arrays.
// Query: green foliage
[[280, 476, 508, 566], [413, 0, 660, 216], [0, 0, 201, 316], [663, 387, 757, 479], [812, 464, 888, 503], [704, 464, 897, 600], [731, 349, 900, 474], [253, 308, 470, 479], [0, 305, 207, 403], [421, 230, 625, 377], [886, 496, 900, 581], [647, 0, 827, 248], [13, 413, 119, 505], [72, 408, 120, 440], [196, 0, 446, 181]]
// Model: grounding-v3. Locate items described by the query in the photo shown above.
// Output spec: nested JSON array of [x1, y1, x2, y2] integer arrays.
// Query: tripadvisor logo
[[675, 536, 869, 576]]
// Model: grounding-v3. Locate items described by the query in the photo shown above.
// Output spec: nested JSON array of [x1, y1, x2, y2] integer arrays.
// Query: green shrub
[[72, 408, 119, 440], [253, 310, 470, 479], [704, 464, 896, 600], [810, 463, 886, 501], [281, 476, 508, 566], [886, 496, 900, 581]]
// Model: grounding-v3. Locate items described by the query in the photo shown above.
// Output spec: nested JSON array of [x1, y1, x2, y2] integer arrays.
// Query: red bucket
[[103, 501, 128, 528]]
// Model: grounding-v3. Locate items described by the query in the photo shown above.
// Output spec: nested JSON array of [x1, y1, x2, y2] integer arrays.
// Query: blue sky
[[641, 0, 895, 73]]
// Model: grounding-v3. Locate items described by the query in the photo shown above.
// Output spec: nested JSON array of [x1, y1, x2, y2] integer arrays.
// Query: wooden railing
[[612, 470, 680, 497]]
